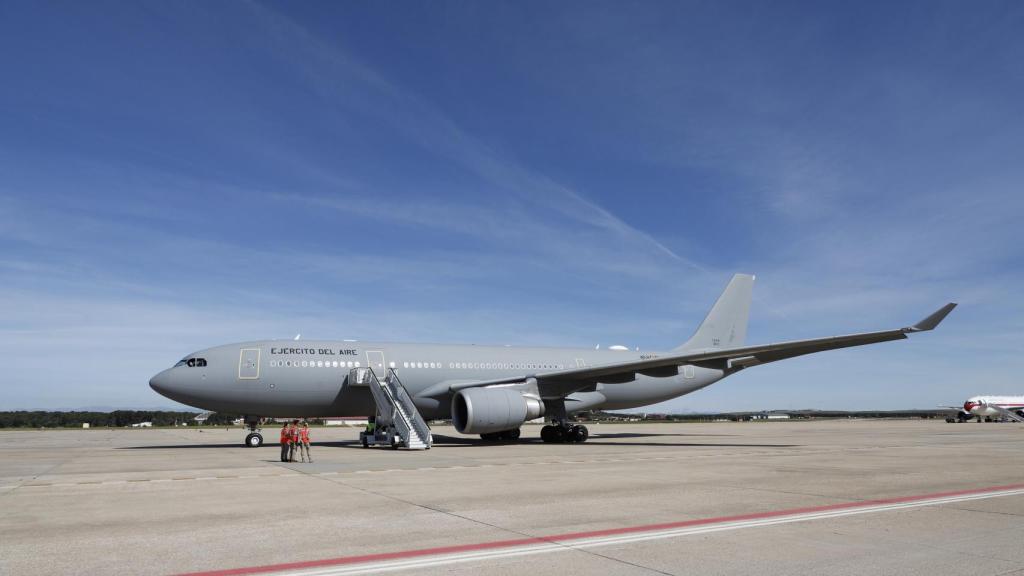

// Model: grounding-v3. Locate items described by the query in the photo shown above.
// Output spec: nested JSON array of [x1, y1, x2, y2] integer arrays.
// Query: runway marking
[[173, 482, 1024, 576]]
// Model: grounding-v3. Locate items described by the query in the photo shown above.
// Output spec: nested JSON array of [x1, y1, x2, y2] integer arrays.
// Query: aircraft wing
[[421, 303, 956, 400]]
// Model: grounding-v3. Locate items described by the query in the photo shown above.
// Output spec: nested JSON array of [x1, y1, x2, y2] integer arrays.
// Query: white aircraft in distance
[[944, 396, 1024, 423]]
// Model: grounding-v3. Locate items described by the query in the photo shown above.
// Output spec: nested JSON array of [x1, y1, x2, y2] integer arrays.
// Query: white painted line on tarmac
[[245, 486, 1024, 576]]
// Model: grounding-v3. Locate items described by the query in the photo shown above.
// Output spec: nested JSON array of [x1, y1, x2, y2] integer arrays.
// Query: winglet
[[905, 303, 957, 332]]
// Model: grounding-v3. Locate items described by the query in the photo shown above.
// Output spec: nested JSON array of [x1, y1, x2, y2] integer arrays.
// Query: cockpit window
[[177, 357, 207, 368]]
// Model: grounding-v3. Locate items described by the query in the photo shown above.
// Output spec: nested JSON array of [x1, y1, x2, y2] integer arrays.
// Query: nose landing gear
[[243, 416, 264, 447]]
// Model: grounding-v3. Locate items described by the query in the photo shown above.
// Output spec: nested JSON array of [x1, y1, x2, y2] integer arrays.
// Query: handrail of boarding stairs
[[349, 367, 431, 448], [385, 369, 432, 447]]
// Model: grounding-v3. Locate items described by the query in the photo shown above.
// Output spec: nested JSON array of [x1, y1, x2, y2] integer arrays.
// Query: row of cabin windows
[[265, 359, 694, 377], [264, 359, 564, 371], [403, 361, 564, 371], [270, 360, 361, 369]]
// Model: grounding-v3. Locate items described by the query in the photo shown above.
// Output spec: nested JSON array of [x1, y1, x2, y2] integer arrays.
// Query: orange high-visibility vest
[[289, 428, 300, 442], [279, 429, 289, 444], [299, 429, 310, 443]]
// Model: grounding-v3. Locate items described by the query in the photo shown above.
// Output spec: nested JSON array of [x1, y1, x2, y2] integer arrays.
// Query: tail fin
[[675, 274, 755, 352]]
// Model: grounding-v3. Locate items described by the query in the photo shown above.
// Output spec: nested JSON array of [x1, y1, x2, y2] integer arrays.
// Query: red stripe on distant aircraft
[[175, 482, 1024, 576]]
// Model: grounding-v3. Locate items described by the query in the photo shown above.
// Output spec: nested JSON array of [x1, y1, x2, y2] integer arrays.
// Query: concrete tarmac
[[1, 420, 1022, 575]]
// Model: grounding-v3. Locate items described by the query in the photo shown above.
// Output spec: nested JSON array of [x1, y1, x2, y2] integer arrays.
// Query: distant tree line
[[0, 410, 248, 428]]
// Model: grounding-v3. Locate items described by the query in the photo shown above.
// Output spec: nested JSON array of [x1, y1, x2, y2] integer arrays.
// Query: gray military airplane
[[149, 274, 956, 447]]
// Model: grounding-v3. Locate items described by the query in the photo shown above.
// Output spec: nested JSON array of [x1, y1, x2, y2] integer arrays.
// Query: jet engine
[[451, 387, 545, 434]]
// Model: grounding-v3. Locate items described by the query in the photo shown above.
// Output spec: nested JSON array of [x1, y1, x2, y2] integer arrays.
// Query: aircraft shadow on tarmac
[[118, 443, 261, 449], [118, 431, 798, 450], [119, 432, 799, 450], [377, 434, 800, 449]]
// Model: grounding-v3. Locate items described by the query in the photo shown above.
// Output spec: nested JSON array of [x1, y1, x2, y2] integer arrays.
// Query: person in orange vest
[[279, 422, 290, 462], [290, 420, 301, 459], [297, 422, 312, 463], [288, 420, 299, 459]]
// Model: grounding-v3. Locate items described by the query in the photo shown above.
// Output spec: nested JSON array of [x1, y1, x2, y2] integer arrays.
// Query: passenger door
[[366, 350, 386, 376], [238, 348, 261, 380]]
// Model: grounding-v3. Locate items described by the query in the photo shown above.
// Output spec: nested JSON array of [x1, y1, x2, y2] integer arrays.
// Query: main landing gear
[[243, 416, 263, 447], [540, 422, 589, 443]]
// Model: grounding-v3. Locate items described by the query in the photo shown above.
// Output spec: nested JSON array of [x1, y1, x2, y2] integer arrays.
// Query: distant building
[[752, 411, 791, 420], [82, 423, 90, 429], [131, 422, 153, 428]]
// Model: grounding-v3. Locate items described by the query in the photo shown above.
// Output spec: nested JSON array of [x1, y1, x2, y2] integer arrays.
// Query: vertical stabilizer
[[675, 274, 754, 352]]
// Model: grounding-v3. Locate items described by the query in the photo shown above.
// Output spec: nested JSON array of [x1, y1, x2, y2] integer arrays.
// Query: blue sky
[[1, 1, 1022, 411]]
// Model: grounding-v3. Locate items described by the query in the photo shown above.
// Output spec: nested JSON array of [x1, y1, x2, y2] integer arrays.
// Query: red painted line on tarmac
[[174, 482, 1024, 576]]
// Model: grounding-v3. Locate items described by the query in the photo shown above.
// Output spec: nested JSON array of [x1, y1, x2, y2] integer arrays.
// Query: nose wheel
[[243, 416, 264, 447]]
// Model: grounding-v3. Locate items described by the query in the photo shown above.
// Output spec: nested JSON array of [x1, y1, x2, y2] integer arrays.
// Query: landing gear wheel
[[540, 425, 555, 443], [244, 433, 263, 448], [507, 428, 521, 440], [571, 425, 589, 443], [480, 432, 499, 441]]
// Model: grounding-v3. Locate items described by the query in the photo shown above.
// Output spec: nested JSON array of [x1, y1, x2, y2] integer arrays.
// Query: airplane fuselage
[[963, 395, 1024, 419], [149, 340, 723, 419]]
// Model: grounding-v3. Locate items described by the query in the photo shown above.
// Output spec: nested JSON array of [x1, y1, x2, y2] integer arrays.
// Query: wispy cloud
[[246, 2, 706, 274]]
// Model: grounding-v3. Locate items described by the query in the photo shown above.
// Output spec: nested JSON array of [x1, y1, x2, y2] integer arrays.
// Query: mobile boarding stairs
[[350, 367, 432, 450]]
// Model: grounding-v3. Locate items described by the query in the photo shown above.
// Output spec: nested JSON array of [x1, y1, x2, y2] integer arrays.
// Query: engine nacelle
[[451, 387, 545, 434]]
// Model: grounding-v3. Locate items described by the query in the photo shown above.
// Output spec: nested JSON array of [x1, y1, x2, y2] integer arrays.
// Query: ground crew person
[[279, 422, 290, 462], [288, 420, 300, 462], [365, 416, 376, 437], [297, 422, 312, 463]]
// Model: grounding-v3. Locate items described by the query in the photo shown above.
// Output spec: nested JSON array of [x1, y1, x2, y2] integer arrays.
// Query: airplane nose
[[149, 369, 173, 396]]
